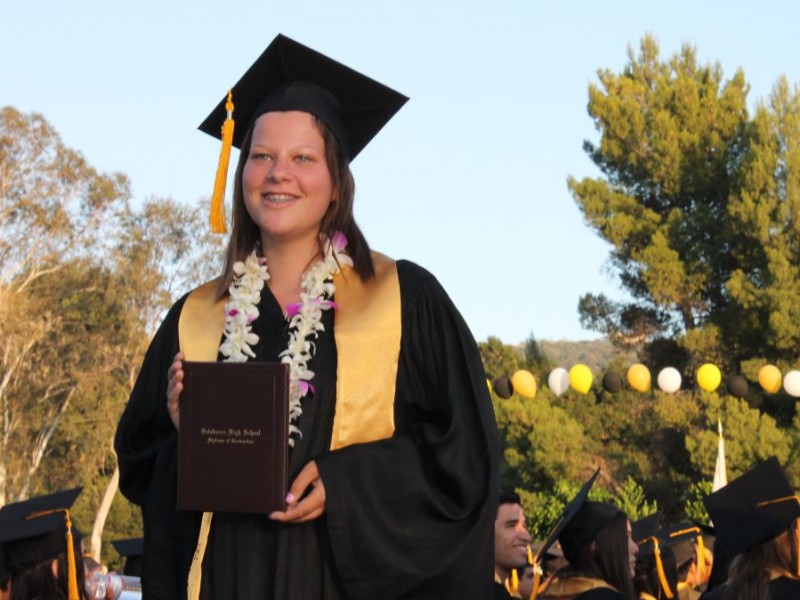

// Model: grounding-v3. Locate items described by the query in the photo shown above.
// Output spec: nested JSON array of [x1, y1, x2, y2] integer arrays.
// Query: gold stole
[[182, 252, 401, 599]]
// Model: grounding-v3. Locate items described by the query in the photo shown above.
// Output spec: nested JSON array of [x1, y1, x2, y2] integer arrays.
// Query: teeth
[[264, 194, 294, 204]]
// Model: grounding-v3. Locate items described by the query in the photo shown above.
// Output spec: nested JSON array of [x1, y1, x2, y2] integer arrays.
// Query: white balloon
[[657, 367, 682, 394], [783, 370, 800, 397], [548, 367, 570, 397]]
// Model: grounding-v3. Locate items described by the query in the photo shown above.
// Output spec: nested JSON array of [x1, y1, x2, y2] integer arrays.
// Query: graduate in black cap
[[537, 469, 639, 600], [114, 34, 499, 600], [0, 488, 86, 600], [701, 456, 800, 600]]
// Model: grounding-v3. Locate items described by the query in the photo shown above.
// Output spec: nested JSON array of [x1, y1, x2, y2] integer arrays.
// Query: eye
[[249, 152, 272, 161], [295, 154, 312, 163]]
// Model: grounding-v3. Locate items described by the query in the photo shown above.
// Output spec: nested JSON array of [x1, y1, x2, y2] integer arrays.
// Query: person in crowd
[[537, 469, 639, 600], [702, 456, 800, 600], [0, 488, 87, 600], [495, 491, 533, 598], [658, 525, 710, 599], [114, 33, 499, 600], [633, 537, 679, 600]]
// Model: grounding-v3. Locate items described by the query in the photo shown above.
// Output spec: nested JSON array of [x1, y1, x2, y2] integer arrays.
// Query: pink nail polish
[[286, 493, 295, 503]]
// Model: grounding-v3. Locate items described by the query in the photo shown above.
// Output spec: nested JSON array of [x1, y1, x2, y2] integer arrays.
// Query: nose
[[268, 157, 290, 182]]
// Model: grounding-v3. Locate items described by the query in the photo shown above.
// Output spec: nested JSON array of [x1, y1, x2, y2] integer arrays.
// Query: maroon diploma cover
[[178, 361, 289, 513]]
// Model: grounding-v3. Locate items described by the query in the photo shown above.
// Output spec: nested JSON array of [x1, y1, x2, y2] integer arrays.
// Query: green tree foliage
[[0, 106, 224, 561], [568, 34, 753, 369], [479, 336, 519, 380]]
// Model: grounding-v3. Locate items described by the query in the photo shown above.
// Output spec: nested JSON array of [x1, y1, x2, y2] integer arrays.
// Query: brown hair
[[560, 511, 637, 600], [217, 113, 374, 297], [720, 521, 799, 600]]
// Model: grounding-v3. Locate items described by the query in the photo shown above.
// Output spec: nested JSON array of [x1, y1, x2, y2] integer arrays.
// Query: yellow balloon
[[511, 370, 537, 399], [569, 364, 593, 394], [627, 363, 651, 393], [696, 363, 722, 392], [759, 364, 782, 394]]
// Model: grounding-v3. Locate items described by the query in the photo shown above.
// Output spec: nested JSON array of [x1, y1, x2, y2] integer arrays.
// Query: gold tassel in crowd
[[651, 538, 674, 599], [64, 512, 80, 600], [529, 546, 542, 600], [508, 567, 519, 594], [210, 90, 234, 234]]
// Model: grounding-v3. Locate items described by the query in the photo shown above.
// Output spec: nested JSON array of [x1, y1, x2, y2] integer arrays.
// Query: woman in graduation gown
[[114, 35, 499, 600], [537, 470, 638, 600], [701, 457, 800, 600]]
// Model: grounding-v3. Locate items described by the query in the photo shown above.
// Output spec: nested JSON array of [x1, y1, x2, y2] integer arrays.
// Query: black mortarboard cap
[[657, 523, 702, 567], [0, 487, 82, 596], [110, 537, 143, 577], [704, 456, 800, 558], [199, 34, 408, 161], [535, 468, 621, 564], [631, 512, 662, 545]]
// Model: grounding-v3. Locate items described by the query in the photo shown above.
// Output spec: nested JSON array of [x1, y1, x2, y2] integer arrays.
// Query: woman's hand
[[166, 352, 184, 430], [270, 460, 326, 523]]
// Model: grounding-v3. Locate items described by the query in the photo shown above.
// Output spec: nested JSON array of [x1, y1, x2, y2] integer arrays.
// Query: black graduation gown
[[115, 260, 499, 600], [493, 581, 513, 599]]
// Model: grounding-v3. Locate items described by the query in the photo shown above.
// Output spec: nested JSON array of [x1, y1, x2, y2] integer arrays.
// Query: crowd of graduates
[[495, 457, 800, 600], [1, 456, 800, 599]]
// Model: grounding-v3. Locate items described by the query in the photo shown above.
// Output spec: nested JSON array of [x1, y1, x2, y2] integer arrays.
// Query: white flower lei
[[219, 232, 353, 446]]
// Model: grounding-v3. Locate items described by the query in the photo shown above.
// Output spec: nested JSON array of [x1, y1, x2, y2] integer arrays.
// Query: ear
[[51, 558, 60, 579]]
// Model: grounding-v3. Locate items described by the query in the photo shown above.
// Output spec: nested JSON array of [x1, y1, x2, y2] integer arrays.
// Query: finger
[[287, 461, 320, 503], [270, 483, 325, 523]]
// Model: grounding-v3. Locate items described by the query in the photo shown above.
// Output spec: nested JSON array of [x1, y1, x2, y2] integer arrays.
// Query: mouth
[[262, 193, 297, 205]]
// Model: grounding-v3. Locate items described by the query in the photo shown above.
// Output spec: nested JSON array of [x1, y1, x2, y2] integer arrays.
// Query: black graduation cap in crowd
[[656, 523, 704, 567], [535, 468, 623, 564], [199, 34, 408, 159], [198, 33, 408, 233], [110, 537, 143, 577], [0, 488, 83, 599], [704, 456, 800, 558], [631, 511, 661, 545]]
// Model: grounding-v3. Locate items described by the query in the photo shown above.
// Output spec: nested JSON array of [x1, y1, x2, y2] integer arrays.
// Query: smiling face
[[495, 503, 532, 580], [242, 110, 334, 251]]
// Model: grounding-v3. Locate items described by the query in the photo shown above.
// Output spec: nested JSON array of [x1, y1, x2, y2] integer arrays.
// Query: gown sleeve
[[315, 260, 500, 600], [114, 295, 196, 600]]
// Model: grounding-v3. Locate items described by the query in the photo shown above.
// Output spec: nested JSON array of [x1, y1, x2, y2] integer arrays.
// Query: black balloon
[[602, 372, 623, 393], [492, 376, 514, 399], [726, 375, 749, 397]]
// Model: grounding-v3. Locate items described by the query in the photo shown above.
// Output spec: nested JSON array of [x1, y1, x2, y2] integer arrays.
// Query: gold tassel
[[652, 538, 674, 599], [531, 570, 542, 600], [507, 568, 519, 594], [65, 512, 80, 600], [210, 90, 234, 234], [695, 534, 707, 582]]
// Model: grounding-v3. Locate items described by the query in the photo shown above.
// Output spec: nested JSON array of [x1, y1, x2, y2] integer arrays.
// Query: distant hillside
[[538, 339, 637, 371]]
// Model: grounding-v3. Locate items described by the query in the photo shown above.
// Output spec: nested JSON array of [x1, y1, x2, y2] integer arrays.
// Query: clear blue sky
[[3, 0, 799, 343]]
